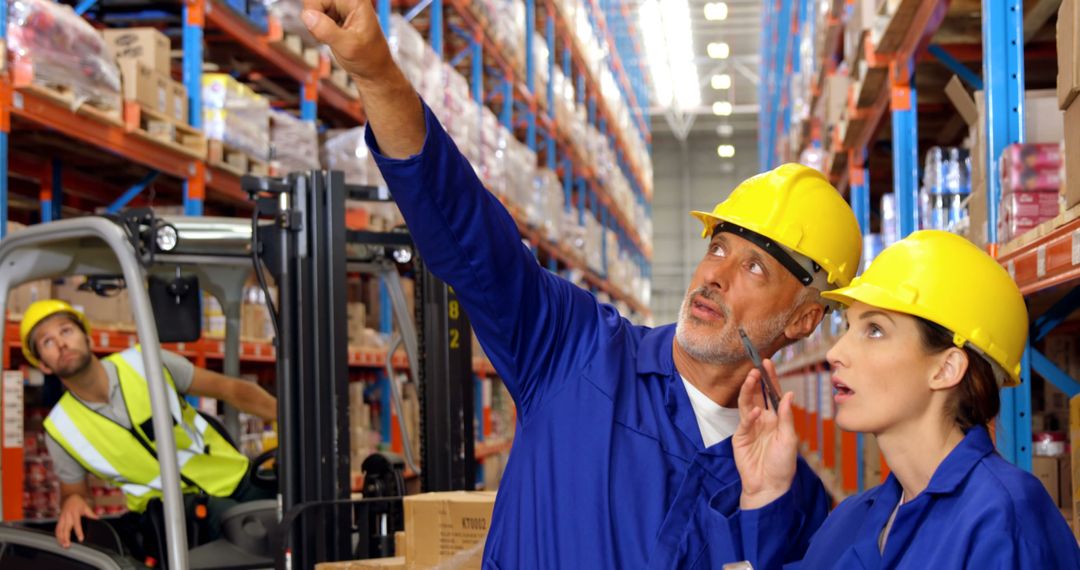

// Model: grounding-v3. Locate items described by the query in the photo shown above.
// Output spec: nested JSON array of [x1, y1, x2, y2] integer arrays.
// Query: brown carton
[[170, 80, 189, 125], [1033, 456, 1061, 505], [1065, 102, 1080, 209], [118, 59, 170, 116], [315, 558, 405, 570], [103, 28, 171, 74], [1060, 0, 1080, 109], [403, 491, 496, 569], [1070, 395, 1080, 540], [7, 278, 53, 318]]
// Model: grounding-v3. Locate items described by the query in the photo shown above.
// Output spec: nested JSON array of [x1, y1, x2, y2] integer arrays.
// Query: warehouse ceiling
[[644, 0, 762, 140]]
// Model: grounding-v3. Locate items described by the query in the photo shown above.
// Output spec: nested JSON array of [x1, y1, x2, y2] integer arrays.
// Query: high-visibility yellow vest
[[43, 348, 250, 513]]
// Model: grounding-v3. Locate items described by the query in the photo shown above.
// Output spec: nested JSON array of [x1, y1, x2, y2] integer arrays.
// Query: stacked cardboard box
[[52, 276, 133, 329], [103, 27, 189, 124], [1061, 0, 1080, 210], [403, 491, 497, 569]]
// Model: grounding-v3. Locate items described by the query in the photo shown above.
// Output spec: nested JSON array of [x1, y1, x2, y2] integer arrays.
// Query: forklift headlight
[[156, 224, 179, 252]]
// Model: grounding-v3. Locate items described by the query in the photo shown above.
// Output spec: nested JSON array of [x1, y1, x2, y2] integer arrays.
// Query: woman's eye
[[867, 323, 884, 338]]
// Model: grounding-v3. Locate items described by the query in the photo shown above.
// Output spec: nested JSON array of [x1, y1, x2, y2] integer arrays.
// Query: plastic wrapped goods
[[8, 0, 122, 111], [270, 110, 320, 175], [202, 74, 271, 161], [322, 126, 386, 188]]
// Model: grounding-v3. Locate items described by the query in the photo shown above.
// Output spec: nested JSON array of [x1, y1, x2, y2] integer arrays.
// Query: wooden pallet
[[269, 32, 320, 69], [854, 65, 889, 109], [328, 66, 360, 99], [1000, 202, 1080, 257], [207, 139, 270, 178], [16, 82, 123, 127], [873, 0, 922, 54], [124, 102, 207, 160]]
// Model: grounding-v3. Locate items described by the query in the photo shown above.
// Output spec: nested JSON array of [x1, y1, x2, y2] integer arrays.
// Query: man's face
[[675, 231, 812, 364], [32, 314, 93, 378]]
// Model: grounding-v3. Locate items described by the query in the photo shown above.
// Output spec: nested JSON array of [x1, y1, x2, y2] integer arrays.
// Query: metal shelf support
[[890, 60, 919, 239]]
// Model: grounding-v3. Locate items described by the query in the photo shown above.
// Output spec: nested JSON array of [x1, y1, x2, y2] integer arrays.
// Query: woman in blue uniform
[[724, 230, 1080, 569]]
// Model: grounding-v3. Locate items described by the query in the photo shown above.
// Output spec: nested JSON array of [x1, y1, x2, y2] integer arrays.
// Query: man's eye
[[748, 261, 764, 275]]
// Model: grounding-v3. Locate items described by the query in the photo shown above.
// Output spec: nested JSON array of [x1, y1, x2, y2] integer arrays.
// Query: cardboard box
[[1033, 456, 1062, 505], [404, 491, 496, 569], [1061, 454, 1073, 511], [1026, 90, 1065, 144], [1059, 0, 1080, 109], [315, 558, 405, 570], [118, 59, 170, 116], [394, 531, 405, 557], [1065, 102, 1080, 209], [103, 28, 171, 75], [52, 277, 133, 328], [7, 279, 53, 318], [1071, 394, 1080, 539], [170, 80, 188, 125], [347, 302, 367, 347]]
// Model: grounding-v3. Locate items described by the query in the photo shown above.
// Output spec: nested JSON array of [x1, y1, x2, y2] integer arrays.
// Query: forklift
[[0, 171, 480, 569]]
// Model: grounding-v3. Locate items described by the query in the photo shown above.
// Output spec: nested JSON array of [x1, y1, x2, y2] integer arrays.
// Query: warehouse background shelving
[[0, 0, 660, 518], [761, 0, 1080, 521]]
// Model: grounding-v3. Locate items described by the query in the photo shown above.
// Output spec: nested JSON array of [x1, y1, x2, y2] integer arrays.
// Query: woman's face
[[826, 301, 947, 434]]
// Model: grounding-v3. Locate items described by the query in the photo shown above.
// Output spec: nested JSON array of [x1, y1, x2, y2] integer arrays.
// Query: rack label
[[1073, 231, 1080, 266], [1036, 245, 1047, 278], [1007, 260, 1016, 280]]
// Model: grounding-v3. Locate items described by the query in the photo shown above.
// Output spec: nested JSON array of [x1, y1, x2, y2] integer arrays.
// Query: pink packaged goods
[[1001, 143, 1063, 170], [1000, 165, 1063, 193], [1002, 191, 1061, 219]]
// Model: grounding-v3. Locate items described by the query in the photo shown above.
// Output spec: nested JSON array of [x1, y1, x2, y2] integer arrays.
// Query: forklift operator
[[20, 299, 278, 550], [302, 0, 863, 566]]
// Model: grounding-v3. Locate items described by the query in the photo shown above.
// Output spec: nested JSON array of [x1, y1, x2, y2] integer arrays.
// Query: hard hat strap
[[713, 222, 819, 287]]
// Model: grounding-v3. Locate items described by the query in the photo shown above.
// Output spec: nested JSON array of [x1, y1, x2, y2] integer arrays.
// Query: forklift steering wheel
[[251, 447, 278, 488]]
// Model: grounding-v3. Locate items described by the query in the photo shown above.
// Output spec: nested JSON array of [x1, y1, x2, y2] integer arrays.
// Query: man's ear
[[784, 302, 825, 342]]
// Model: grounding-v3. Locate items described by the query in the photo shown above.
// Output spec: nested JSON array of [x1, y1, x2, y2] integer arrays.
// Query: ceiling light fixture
[[717, 144, 735, 158], [712, 101, 732, 116], [710, 73, 732, 90], [704, 2, 728, 21], [707, 42, 730, 59]]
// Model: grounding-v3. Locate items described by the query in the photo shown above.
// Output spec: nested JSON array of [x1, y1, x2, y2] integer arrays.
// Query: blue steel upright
[[983, 0, 1029, 470], [183, 0, 205, 216], [891, 62, 919, 239]]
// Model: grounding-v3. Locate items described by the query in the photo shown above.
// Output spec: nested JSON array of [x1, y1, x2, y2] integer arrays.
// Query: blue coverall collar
[[921, 425, 996, 495]]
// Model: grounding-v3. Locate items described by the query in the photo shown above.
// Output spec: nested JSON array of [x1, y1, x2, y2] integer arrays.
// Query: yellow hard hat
[[20, 299, 90, 368], [691, 163, 863, 288], [822, 230, 1027, 386]]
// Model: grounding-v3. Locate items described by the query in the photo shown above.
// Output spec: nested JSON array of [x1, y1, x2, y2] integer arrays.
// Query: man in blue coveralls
[[303, 2, 864, 567]]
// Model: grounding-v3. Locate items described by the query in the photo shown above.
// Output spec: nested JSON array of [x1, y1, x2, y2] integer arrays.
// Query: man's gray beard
[[674, 287, 795, 365]]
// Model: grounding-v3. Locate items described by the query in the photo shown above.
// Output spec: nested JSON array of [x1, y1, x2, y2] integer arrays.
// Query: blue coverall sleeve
[[366, 101, 610, 419], [714, 465, 830, 568]]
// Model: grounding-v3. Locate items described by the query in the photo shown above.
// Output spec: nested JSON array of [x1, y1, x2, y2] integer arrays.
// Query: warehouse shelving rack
[[0, 0, 654, 493], [761, 0, 1080, 497], [0, 0, 653, 317]]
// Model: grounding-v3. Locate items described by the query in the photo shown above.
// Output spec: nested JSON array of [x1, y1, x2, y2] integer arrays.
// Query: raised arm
[[302, 0, 619, 418]]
